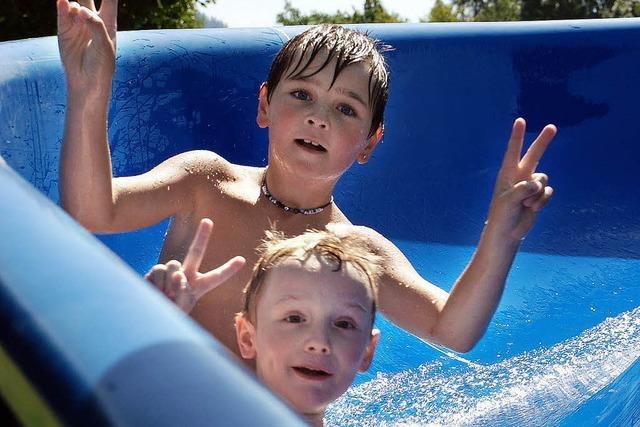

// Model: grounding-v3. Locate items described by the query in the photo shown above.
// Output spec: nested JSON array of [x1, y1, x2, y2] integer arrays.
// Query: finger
[[530, 186, 554, 212], [183, 218, 214, 278], [164, 260, 183, 299], [501, 118, 526, 170], [68, 1, 82, 14], [57, 0, 72, 29], [57, 3, 76, 38], [145, 264, 168, 293], [512, 179, 543, 203], [522, 173, 548, 197], [98, 0, 118, 40], [531, 172, 549, 186], [522, 174, 548, 206], [196, 256, 247, 297], [166, 268, 186, 300], [77, 0, 96, 12], [520, 124, 557, 173], [77, 7, 111, 44], [173, 272, 196, 313], [66, 2, 82, 26]]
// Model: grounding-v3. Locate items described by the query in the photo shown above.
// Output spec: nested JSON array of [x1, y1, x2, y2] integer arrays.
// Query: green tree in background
[[428, 0, 640, 22], [427, 0, 460, 22], [1, 0, 216, 42], [520, 0, 640, 20], [276, 0, 406, 25]]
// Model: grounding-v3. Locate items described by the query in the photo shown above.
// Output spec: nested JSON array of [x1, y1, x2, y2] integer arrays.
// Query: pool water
[[324, 240, 640, 426], [115, 234, 640, 425]]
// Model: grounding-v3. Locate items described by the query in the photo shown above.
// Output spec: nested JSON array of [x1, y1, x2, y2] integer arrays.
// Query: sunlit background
[[1, 0, 638, 41], [200, 0, 436, 27]]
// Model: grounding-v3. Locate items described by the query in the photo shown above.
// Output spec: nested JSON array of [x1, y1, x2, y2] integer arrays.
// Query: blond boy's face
[[257, 51, 383, 181], [235, 255, 379, 417]]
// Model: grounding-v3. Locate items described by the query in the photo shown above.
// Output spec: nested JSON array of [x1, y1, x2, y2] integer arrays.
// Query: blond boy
[[151, 223, 381, 425], [233, 228, 381, 425]]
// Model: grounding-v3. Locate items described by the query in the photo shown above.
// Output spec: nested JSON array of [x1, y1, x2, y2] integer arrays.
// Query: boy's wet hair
[[265, 24, 392, 138], [242, 228, 382, 326]]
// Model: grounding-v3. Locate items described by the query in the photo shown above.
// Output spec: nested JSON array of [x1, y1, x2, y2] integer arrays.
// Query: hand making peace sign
[[145, 219, 246, 313], [56, 0, 118, 92], [486, 118, 557, 242]]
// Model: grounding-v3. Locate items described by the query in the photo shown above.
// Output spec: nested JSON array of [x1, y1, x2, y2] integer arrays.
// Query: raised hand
[[56, 0, 118, 92], [145, 218, 246, 313], [486, 118, 556, 242]]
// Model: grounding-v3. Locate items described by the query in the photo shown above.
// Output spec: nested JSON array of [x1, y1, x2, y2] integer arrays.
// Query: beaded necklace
[[261, 173, 333, 215]]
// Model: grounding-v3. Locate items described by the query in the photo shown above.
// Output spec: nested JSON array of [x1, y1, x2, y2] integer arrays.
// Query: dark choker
[[261, 174, 333, 215]]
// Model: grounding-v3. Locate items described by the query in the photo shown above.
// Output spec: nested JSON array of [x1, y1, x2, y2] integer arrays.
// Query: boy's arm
[[57, 0, 203, 232], [362, 119, 556, 353], [57, 0, 118, 228]]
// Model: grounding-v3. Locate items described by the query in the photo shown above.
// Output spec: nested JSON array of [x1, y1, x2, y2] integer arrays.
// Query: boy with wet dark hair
[[264, 24, 390, 139], [57, 0, 557, 360]]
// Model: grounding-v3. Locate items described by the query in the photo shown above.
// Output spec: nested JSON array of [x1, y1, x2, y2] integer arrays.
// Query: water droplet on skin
[[167, 185, 171, 191]]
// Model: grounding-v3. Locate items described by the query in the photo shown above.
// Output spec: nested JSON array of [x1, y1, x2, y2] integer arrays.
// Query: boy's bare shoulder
[[174, 150, 262, 201], [170, 150, 236, 177], [173, 150, 256, 182], [328, 223, 390, 253]]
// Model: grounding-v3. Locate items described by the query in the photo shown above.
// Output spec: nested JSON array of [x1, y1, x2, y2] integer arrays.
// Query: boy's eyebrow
[[345, 301, 369, 313], [274, 294, 301, 306], [273, 295, 369, 313], [335, 87, 369, 109]]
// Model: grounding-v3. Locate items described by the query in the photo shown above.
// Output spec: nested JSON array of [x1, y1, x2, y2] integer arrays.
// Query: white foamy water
[[326, 306, 640, 426]]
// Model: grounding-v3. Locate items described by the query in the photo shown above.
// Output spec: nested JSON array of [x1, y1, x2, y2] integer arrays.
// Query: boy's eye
[[285, 314, 304, 323], [335, 319, 356, 330], [291, 90, 310, 101], [338, 104, 357, 117]]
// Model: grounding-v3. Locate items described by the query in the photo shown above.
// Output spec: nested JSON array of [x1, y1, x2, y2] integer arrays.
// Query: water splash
[[326, 306, 640, 426]]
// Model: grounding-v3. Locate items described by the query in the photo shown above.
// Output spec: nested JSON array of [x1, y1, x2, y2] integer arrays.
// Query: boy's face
[[235, 255, 379, 417], [257, 51, 383, 181]]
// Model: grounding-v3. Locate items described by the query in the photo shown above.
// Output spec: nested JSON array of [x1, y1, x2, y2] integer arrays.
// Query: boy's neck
[[263, 166, 336, 213]]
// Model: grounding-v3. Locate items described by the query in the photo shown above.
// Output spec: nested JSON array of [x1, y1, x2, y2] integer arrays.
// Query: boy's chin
[[290, 401, 328, 419], [285, 391, 335, 416]]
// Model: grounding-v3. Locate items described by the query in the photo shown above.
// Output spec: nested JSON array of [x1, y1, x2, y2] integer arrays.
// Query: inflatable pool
[[1, 19, 639, 426]]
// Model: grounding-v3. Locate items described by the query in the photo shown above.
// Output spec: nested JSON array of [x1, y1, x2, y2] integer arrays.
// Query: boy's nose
[[306, 117, 328, 129], [304, 331, 331, 355], [305, 106, 329, 129], [306, 342, 330, 354]]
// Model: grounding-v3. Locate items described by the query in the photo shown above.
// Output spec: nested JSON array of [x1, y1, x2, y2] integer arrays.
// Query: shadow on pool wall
[[1, 19, 639, 426]]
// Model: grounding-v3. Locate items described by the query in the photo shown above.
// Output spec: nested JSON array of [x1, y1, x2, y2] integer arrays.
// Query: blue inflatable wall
[[1, 19, 639, 426]]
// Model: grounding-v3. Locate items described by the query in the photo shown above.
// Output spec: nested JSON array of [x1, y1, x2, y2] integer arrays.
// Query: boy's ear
[[235, 312, 257, 360], [358, 328, 380, 372], [256, 83, 270, 128], [357, 124, 384, 165]]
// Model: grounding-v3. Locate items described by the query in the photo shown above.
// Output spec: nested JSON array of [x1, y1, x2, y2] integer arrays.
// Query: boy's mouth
[[292, 366, 332, 380], [295, 138, 327, 152]]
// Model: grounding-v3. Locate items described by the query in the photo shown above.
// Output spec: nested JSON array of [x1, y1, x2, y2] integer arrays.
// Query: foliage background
[[1, 0, 216, 42], [1, 0, 638, 41]]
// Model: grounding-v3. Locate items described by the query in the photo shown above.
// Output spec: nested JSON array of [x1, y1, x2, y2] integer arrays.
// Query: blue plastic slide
[[1, 19, 639, 426]]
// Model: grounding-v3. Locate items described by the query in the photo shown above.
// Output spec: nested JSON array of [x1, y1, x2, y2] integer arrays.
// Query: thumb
[[511, 180, 542, 203], [195, 256, 247, 298]]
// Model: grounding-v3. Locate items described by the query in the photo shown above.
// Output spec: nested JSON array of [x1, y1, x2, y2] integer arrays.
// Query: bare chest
[[159, 193, 342, 356]]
